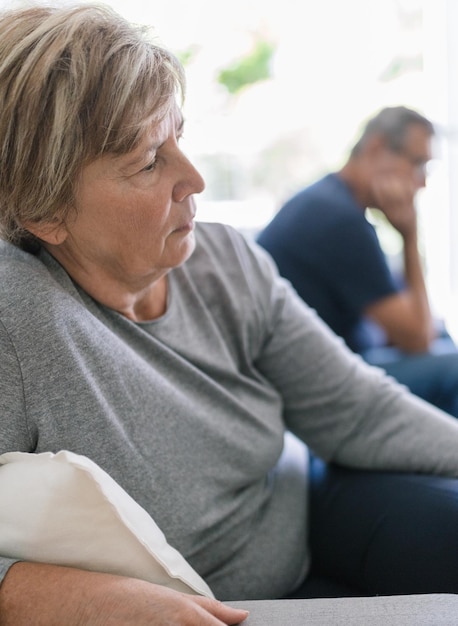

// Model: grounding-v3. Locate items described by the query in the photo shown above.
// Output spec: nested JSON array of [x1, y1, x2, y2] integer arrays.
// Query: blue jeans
[[285, 455, 458, 598], [361, 336, 458, 418]]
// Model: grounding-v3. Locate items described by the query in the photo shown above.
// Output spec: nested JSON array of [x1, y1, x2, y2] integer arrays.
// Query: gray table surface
[[228, 594, 458, 625]]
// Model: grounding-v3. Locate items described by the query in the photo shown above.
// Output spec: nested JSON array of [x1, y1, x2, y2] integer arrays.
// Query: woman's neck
[[43, 244, 169, 322]]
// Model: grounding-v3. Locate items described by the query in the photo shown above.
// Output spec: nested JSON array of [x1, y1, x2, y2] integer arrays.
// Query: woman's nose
[[173, 153, 205, 202]]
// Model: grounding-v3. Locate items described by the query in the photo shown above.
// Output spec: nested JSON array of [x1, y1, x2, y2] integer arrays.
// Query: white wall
[[422, 0, 458, 337]]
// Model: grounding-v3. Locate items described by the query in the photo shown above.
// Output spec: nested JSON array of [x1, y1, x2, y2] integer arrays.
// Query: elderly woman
[[1, 4, 458, 625]]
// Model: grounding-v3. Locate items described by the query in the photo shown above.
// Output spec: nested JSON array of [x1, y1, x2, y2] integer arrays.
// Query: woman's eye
[[142, 160, 157, 173]]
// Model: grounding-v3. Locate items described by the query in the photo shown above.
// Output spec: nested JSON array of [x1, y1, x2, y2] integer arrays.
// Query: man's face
[[367, 123, 433, 216], [386, 123, 433, 191]]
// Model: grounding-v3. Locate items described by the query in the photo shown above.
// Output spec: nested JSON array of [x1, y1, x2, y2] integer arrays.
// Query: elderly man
[[258, 106, 458, 416]]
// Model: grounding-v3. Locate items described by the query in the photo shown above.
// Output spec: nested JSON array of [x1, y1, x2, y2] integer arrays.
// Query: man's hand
[[0, 562, 249, 625], [370, 171, 417, 238], [365, 163, 434, 353]]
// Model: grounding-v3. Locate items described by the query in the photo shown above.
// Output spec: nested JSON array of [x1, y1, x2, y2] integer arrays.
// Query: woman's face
[[51, 107, 205, 285]]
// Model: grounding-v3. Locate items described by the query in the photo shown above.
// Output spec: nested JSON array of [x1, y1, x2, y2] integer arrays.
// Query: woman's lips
[[174, 218, 195, 233]]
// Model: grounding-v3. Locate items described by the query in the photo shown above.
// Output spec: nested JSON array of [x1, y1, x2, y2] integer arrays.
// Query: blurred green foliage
[[217, 39, 275, 95], [175, 44, 200, 67]]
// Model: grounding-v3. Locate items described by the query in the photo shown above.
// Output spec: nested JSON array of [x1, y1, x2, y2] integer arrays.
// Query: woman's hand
[[0, 562, 249, 625], [91, 583, 249, 626]]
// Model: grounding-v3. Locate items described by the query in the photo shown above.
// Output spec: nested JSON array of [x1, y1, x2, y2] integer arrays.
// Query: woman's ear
[[22, 219, 68, 245]]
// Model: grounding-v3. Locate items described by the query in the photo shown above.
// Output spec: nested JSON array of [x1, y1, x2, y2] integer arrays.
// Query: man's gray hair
[[351, 106, 434, 156]]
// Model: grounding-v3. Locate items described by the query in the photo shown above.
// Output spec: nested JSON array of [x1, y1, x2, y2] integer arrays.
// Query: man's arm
[[0, 562, 248, 626], [367, 173, 434, 352]]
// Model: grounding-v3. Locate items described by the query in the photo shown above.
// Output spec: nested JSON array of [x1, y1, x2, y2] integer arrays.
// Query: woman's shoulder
[[0, 241, 77, 319], [0, 241, 49, 297], [0, 239, 42, 266], [192, 221, 275, 279], [194, 220, 245, 247]]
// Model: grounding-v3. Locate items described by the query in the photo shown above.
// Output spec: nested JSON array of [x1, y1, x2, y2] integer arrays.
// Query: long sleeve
[[252, 242, 458, 477]]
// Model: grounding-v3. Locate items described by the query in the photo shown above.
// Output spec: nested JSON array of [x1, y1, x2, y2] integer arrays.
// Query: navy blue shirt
[[257, 173, 398, 352]]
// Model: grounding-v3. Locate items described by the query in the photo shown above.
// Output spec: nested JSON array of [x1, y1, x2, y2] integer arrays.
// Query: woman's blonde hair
[[0, 3, 185, 250]]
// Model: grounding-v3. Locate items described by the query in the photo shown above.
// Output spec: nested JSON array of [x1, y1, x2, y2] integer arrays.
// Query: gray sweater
[[2, 222, 458, 600]]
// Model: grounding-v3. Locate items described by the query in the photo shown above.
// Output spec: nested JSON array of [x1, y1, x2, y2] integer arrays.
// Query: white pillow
[[0, 450, 213, 598]]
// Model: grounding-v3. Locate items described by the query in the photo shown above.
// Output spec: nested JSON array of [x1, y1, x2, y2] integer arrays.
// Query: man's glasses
[[392, 147, 430, 177]]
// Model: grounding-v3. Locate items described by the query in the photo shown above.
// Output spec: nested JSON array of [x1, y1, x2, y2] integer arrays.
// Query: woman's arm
[[251, 242, 458, 477], [0, 562, 248, 626]]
